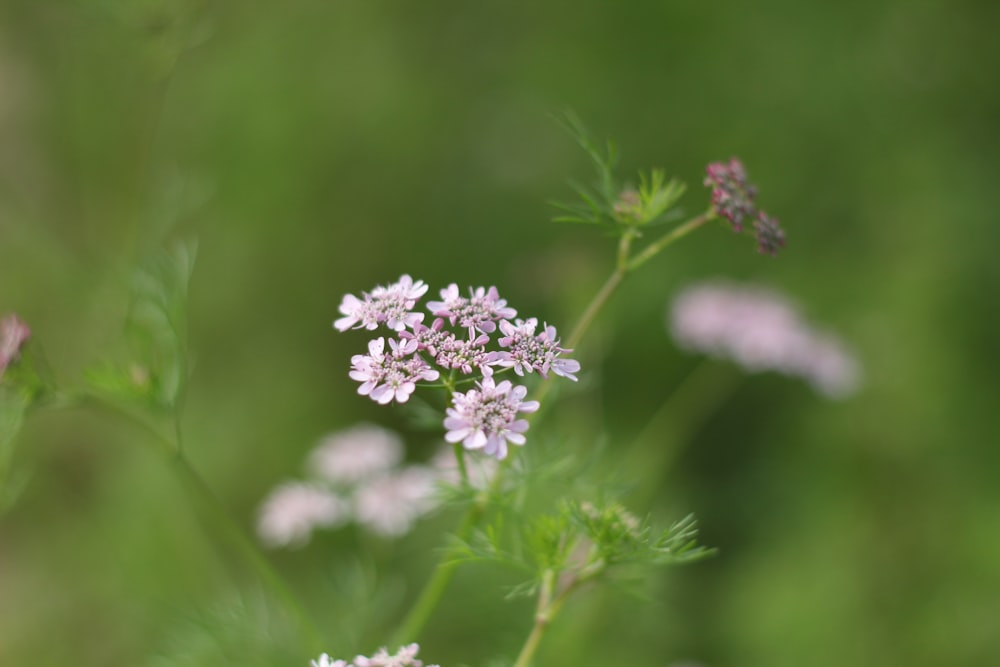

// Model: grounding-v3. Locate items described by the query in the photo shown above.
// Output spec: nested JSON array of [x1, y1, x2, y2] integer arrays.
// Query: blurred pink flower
[[669, 282, 861, 398], [257, 482, 348, 548], [0, 313, 30, 380], [309, 424, 404, 484]]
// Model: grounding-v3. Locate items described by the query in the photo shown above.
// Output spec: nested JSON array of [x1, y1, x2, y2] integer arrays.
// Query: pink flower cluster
[[312, 643, 439, 667], [704, 158, 786, 256], [669, 281, 861, 398], [334, 277, 580, 459]]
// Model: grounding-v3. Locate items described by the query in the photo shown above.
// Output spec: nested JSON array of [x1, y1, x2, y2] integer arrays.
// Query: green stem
[[626, 212, 712, 272], [512, 562, 603, 667], [625, 361, 743, 509], [390, 500, 485, 646]]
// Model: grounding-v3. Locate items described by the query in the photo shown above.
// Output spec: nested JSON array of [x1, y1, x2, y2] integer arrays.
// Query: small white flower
[[427, 284, 517, 335], [349, 337, 440, 404], [311, 654, 349, 667], [257, 482, 348, 548], [310, 424, 405, 484], [443, 369, 540, 460], [668, 282, 861, 398], [354, 644, 436, 667], [496, 318, 580, 381], [334, 275, 428, 332], [354, 467, 440, 537]]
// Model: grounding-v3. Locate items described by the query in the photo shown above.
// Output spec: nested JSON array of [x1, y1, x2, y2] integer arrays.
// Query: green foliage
[[87, 240, 198, 415], [144, 591, 304, 667], [452, 496, 713, 604], [550, 112, 688, 231]]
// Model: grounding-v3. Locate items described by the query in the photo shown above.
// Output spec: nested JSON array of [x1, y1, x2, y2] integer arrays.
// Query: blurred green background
[[1, 0, 999, 665]]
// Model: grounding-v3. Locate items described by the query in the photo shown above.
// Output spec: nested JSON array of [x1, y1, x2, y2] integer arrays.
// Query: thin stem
[[390, 500, 485, 646], [453, 442, 470, 488], [624, 361, 743, 509], [512, 563, 603, 667], [626, 212, 712, 272], [512, 569, 555, 667]]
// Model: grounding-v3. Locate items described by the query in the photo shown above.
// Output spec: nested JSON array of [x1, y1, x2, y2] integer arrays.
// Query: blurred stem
[[626, 361, 743, 508], [52, 391, 326, 653], [626, 211, 712, 272], [390, 497, 486, 647], [565, 212, 712, 353]]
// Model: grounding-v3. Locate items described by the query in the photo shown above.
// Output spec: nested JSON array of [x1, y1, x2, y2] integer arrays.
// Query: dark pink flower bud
[[704, 158, 759, 232], [753, 212, 786, 256]]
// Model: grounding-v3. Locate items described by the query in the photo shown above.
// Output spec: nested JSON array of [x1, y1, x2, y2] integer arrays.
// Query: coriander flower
[[309, 424, 404, 484], [434, 332, 499, 375], [704, 158, 758, 232], [355, 643, 437, 667], [0, 313, 30, 381], [669, 282, 861, 398], [354, 467, 440, 537], [427, 284, 516, 335], [753, 211, 786, 256], [257, 482, 348, 548], [350, 337, 439, 404], [400, 317, 451, 356], [496, 318, 580, 381], [334, 274, 428, 332], [311, 656, 349, 667], [444, 369, 540, 460]]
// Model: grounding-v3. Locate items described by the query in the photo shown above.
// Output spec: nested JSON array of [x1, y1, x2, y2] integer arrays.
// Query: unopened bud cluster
[[704, 158, 786, 255], [334, 277, 579, 460]]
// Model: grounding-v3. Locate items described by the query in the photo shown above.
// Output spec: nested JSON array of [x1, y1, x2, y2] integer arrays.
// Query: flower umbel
[[334, 274, 428, 332], [753, 212, 786, 256], [496, 318, 580, 381], [427, 284, 517, 335], [444, 369, 540, 460], [704, 158, 787, 255], [350, 337, 440, 404], [704, 158, 758, 232], [312, 645, 439, 667]]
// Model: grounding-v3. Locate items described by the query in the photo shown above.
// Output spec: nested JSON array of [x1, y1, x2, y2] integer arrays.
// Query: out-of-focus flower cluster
[[334, 276, 580, 460], [704, 158, 786, 256], [257, 424, 496, 548], [312, 643, 438, 667], [669, 282, 861, 398], [0, 314, 31, 381]]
